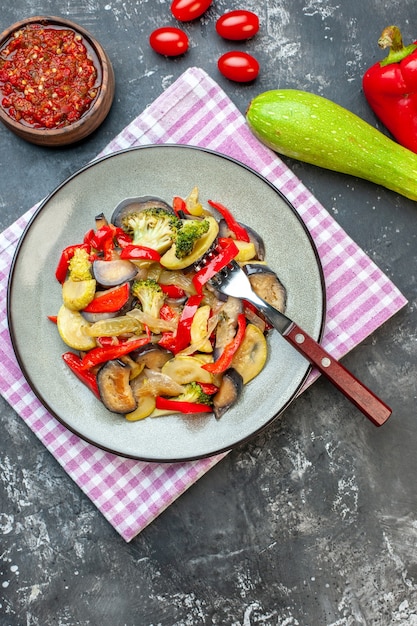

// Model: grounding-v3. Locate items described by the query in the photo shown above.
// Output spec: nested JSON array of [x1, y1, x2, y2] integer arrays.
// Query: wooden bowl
[[0, 16, 115, 146]]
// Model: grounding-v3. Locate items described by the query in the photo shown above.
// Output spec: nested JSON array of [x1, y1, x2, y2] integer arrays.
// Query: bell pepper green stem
[[378, 25, 417, 67]]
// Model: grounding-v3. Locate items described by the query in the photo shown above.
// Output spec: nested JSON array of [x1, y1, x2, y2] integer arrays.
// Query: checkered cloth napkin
[[0, 68, 407, 541]]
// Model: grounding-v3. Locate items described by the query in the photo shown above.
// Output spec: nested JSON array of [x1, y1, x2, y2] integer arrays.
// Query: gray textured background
[[1, 1, 417, 624]]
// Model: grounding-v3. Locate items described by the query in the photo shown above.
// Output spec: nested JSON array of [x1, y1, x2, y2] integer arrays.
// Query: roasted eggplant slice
[[213, 368, 243, 419], [131, 344, 173, 370], [97, 360, 137, 414], [111, 196, 175, 228], [231, 323, 268, 384], [244, 263, 287, 313], [82, 310, 119, 323], [93, 259, 137, 287], [95, 212, 109, 229]]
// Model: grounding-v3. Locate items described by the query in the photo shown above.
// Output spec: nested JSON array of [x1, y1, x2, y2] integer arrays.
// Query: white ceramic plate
[[7, 145, 325, 462]]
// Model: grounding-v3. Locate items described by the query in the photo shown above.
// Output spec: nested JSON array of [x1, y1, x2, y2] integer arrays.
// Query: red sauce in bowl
[[0, 23, 100, 129]]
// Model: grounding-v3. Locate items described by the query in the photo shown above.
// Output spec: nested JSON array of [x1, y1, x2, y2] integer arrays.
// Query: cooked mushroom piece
[[218, 219, 265, 261], [244, 263, 287, 313], [111, 196, 175, 227], [97, 359, 137, 414], [93, 259, 137, 287], [213, 368, 243, 420]]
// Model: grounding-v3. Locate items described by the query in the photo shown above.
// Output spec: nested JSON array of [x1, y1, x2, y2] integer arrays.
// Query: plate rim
[[7, 144, 326, 462]]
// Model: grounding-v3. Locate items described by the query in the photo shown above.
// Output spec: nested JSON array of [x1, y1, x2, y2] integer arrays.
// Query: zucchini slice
[[231, 323, 267, 384]]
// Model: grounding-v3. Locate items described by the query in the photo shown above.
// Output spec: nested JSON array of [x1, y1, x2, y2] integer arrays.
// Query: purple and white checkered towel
[[0, 68, 407, 541]]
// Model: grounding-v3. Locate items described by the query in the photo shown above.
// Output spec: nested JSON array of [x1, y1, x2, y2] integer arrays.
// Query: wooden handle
[[284, 323, 392, 426]]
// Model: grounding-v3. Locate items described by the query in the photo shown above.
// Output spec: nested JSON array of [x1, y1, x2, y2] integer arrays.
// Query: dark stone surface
[[1, 1, 417, 624]]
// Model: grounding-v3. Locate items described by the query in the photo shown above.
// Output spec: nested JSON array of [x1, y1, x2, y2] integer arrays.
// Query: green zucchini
[[246, 89, 417, 201]]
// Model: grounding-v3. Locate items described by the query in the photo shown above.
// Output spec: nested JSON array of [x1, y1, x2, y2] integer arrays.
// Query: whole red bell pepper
[[363, 25, 417, 153]]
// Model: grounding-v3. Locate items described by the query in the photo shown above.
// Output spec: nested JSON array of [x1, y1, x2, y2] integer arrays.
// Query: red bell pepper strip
[[363, 26, 417, 153], [115, 230, 133, 248], [158, 332, 177, 352], [202, 313, 246, 374], [83, 282, 130, 313], [55, 243, 89, 284], [80, 334, 151, 370], [96, 336, 121, 348], [171, 294, 203, 353], [159, 303, 178, 320], [88, 224, 132, 258], [89, 224, 114, 249], [192, 237, 239, 295], [207, 200, 250, 242], [83, 229, 96, 246], [155, 396, 212, 413], [119, 244, 161, 261], [198, 382, 219, 395], [244, 302, 273, 331], [160, 284, 186, 299], [158, 294, 203, 353], [62, 352, 100, 399], [88, 224, 116, 260], [47, 315, 58, 324], [172, 195, 189, 216]]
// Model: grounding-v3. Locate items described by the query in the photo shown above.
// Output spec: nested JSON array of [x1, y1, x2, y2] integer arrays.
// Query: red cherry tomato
[[149, 27, 189, 57], [171, 0, 213, 22], [216, 10, 260, 41], [217, 51, 260, 83]]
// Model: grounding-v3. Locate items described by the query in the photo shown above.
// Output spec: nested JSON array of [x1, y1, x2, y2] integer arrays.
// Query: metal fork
[[210, 260, 391, 427]]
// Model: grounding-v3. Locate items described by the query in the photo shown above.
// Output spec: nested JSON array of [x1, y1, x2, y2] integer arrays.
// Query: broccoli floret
[[174, 218, 210, 259], [68, 247, 92, 281], [173, 382, 212, 405], [131, 278, 165, 318], [122, 208, 180, 254]]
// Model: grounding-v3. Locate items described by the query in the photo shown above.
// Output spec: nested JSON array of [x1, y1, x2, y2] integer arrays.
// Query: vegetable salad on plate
[[52, 187, 287, 421]]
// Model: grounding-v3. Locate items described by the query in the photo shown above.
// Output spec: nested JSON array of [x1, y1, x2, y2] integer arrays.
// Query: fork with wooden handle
[[209, 260, 392, 426]]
